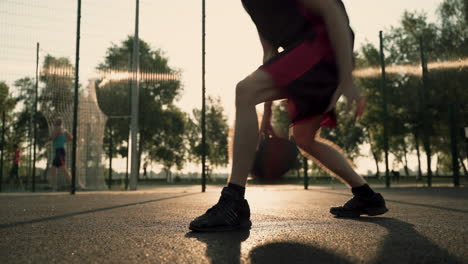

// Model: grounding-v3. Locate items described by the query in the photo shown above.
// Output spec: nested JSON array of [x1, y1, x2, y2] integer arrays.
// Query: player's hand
[[260, 118, 278, 138], [325, 85, 342, 113], [341, 78, 366, 121], [326, 78, 366, 121], [260, 101, 277, 137]]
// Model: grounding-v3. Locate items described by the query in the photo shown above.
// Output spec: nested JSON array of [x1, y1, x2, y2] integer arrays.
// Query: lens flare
[[41, 58, 467, 81], [40, 67, 181, 83], [354, 58, 468, 78], [96, 70, 181, 82], [41, 66, 74, 77]]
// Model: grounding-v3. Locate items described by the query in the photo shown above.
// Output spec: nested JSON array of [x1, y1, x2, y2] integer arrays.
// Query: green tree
[[13, 78, 49, 161], [385, 11, 439, 64], [355, 0, 468, 178], [320, 102, 365, 162], [148, 106, 188, 177], [188, 96, 229, 168], [0, 81, 12, 121], [438, 0, 468, 59], [96, 36, 186, 173], [0, 81, 15, 115], [40, 55, 75, 113], [436, 0, 468, 175], [355, 45, 386, 176], [0, 81, 18, 177]]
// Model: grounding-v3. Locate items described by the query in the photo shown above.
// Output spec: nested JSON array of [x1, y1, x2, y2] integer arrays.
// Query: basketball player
[[7, 144, 22, 186], [190, 0, 388, 232], [49, 118, 73, 190]]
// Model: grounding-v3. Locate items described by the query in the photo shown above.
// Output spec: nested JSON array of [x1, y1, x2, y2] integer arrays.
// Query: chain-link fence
[[0, 0, 188, 192], [1, 1, 467, 192]]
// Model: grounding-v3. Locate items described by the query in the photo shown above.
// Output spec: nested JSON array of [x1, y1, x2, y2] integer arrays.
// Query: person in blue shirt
[[49, 118, 73, 190]]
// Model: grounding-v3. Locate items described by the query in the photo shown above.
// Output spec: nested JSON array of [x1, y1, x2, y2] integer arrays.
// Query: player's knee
[[294, 135, 310, 150], [235, 79, 255, 107], [294, 133, 318, 152]]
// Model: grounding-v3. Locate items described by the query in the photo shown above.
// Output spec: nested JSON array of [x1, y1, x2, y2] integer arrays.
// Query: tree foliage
[[0, 81, 18, 173], [321, 103, 365, 161], [355, 0, 468, 175], [188, 96, 229, 168], [96, 36, 187, 173]]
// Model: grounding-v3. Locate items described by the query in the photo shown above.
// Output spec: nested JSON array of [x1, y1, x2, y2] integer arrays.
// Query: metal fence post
[[379, 31, 391, 188], [0, 111, 5, 192], [32, 42, 39, 192], [129, 0, 140, 191], [201, 0, 207, 192], [419, 37, 433, 187], [303, 157, 309, 190], [108, 124, 113, 189], [71, 0, 82, 195]]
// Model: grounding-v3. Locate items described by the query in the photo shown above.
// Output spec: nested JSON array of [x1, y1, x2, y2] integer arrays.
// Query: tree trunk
[[43, 159, 50, 182], [137, 151, 142, 181], [423, 138, 432, 180], [137, 128, 144, 181], [403, 141, 409, 177], [414, 131, 422, 181], [464, 0, 468, 24], [165, 168, 172, 183], [459, 156, 467, 176], [373, 154, 380, 178], [367, 132, 380, 178]]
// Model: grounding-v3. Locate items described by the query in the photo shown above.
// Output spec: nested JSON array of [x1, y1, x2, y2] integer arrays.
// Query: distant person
[[143, 162, 148, 179], [7, 144, 22, 186], [49, 118, 73, 190], [391, 170, 400, 182], [189, 0, 387, 232]]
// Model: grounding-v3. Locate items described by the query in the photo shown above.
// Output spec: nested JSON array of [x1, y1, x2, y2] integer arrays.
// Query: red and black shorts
[[260, 25, 339, 127], [52, 148, 66, 168]]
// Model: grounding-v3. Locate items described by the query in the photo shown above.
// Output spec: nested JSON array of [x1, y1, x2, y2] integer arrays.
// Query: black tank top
[[242, 0, 354, 50], [242, 0, 310, 48]]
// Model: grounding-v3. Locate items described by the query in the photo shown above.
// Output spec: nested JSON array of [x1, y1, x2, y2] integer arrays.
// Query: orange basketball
[[251, 136, 298, 183]]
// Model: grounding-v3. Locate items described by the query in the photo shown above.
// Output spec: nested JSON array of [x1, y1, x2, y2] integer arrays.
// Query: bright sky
[[0, 0, 444, 174]]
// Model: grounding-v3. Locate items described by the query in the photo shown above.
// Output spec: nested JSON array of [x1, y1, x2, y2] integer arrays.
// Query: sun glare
[[40, 67, 181, 84], [353, 58, 468, 78]]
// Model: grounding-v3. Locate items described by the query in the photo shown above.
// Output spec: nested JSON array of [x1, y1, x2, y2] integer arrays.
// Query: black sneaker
[[330, 193, 388, 217], [189, 187, 252, 232]]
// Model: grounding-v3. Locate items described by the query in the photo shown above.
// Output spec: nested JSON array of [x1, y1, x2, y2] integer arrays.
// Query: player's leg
[[7, 165, 15, 184], [293, 117, 388, 217], [229, 69, 285, 187], [59, 149, 72, 184], [293, 117, 365, 187], [50, 150, 61, 191], [61, 165, 72, 184], [50, 166, 57, 191], [13, 165, 22, 188], [189, 69, 284, 232]]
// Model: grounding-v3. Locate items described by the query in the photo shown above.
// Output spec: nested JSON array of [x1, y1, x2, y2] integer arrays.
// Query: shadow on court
[[187, 217, 462, 264], [249, 242, 351, 264], [187, 229, 350, 264], [0, 193, 199, 229], [352, 217, 463, 264], [186, 230, 251, 264]]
